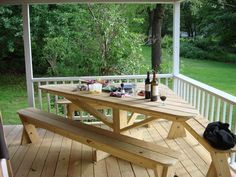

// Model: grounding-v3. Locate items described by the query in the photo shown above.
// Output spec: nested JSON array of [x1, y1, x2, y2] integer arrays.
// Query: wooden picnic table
[[37, 84, 236, 177], [40, 84, 199, 135]]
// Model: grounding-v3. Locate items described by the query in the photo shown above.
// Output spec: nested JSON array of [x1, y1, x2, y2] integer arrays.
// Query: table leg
[[209, 152, 231, 177], [93, 108, 136, 162], [167, 122, 186, 139], [92, 149, 111, 162], [67, 104, 74, 119]]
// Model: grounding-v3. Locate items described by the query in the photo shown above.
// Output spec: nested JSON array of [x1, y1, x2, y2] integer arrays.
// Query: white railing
[[174, 74, 236, 164], [32, 74, 173, 121]]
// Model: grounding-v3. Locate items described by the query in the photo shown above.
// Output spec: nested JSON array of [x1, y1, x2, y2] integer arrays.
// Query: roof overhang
[[0, 0, 181, 5]]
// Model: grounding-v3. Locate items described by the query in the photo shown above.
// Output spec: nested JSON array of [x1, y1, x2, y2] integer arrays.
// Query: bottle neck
[[153, 72, 156, 81]]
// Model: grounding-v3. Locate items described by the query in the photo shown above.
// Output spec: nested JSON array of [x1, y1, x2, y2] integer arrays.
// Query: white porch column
[[172, 1, 180, 92], [22, 4, 35, 107]]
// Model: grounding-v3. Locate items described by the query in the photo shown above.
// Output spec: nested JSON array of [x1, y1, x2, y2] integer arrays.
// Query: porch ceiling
[[0, 0, 180, 6]]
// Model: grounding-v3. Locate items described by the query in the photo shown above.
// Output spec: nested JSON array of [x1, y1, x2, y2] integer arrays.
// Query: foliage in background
[[0, 6, 24, 74], [37, 4, 145, 76], [181, 37, 236, 62], [0, 2, 236, 76]]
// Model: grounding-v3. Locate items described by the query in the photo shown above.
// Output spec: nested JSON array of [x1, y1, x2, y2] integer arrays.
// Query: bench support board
[[167, 122, 186, 139], [20, 120, 40, 144]]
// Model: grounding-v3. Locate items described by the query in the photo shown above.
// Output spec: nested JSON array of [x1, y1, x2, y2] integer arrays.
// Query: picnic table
[[37, 83, 236, 177], [39, 84, 199, 135]]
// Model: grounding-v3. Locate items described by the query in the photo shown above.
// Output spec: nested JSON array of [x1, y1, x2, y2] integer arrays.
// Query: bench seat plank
[[18, 108, 180, 177], [28, 108, 181, 159]]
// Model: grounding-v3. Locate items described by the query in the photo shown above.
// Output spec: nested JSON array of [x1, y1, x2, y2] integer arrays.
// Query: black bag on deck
[[203, 121, 236, 150]]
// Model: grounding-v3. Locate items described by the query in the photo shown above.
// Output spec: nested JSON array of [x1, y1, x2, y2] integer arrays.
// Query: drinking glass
[[159, 89, 167, 105]]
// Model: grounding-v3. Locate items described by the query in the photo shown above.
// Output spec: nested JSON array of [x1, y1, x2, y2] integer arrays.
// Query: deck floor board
[[4, 120, 211, 177]]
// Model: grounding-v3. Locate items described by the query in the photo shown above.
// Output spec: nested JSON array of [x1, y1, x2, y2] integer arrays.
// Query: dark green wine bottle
[[145, 71, 151, 99], [151, 71, 158, 101]]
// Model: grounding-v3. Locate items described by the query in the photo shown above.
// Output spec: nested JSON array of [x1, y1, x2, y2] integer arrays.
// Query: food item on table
[[110, 92, 127, 98], [138, 90, 145, 96], [151, 71, 158, 101], [102, 85, 118, 92], [145, 71, 151, 99], [80, 85, 87, 91]]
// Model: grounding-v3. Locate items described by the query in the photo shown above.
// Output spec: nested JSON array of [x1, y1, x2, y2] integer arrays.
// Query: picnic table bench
[[168, 115, 236, 177], [18, 107, 181, 177]]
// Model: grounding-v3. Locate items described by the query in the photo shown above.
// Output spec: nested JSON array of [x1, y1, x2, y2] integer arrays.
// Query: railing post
[[22, 3, 35, 107], [172, 1, 180, 93]]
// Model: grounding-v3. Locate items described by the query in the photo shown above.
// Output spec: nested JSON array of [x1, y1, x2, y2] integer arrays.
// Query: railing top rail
[[32, 74, 173, 82], [176, 74, 236, 105]]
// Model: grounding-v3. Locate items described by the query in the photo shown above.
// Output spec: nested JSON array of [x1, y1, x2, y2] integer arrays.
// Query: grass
[[181, 58, 236, 96], [142, 46, 236, 96], [0, 75, 28, 124], [1, 46, 236, 125]]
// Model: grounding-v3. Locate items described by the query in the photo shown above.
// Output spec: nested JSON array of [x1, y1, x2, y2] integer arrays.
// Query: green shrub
[[180, 37, 236, 62]]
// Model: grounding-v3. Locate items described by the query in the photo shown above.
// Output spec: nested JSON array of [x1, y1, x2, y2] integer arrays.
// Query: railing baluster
[[190, 85, 193, 106], [165, 78, 168, 86], [229, 105, 235, 165], [205, 93, 210, 119], [181, 80, 184, 98], [197, 89, 201, 111], [46, 81, 51, 113], [193, 87, 197, 108], [201, 91, 205, 116], [177, 78, 180, 96], [229, 104, 233, 129], [186, 83, 190, 103], [216, 98, 221, 121], [183, 82, 186, 100], [38, 82, 43, 110], [222, 101, 227, 122], [210, 96, 215, 122], [54, 81, 59, 115]]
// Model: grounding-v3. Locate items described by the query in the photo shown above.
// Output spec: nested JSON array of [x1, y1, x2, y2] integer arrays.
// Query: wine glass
[[159, 89, 167, 105]]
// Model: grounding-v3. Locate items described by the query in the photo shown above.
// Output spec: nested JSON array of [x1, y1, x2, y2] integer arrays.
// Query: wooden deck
[[4, 120, 211, 177]]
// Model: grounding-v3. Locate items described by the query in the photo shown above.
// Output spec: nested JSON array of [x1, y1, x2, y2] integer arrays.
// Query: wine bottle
[[151, 71, 158, 101], [121, 82, 125, 94], [145, 71, 151, 99]]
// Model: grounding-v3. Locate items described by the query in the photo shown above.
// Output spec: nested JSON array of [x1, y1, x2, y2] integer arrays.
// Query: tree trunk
[[151, 4, 164, 71]]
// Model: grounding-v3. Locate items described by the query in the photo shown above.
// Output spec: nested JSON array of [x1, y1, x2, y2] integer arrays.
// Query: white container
[[88, 83, 102, 93]]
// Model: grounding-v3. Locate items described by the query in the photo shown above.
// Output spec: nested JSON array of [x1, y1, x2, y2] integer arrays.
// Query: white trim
[[32, 74, 173, 82], [172, 1, 180, 93], [0, 0, 179, 5], [175, 74, 236, 105], [0, 159, 9, 177], [23, 4, 35, 107], [173, 1, 180, 76]]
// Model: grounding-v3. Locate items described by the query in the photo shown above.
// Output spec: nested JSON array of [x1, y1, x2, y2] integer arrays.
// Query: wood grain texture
[[18, 108, 180, 177], [5, 122, 211, 177]]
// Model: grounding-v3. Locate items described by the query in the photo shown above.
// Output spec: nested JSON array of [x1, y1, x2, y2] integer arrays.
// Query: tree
[[197, 0, 236, 47], [149, 4, 164, 71]]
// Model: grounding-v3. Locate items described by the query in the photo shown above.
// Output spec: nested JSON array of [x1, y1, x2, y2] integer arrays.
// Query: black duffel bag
[[203, 121, 236, 150]]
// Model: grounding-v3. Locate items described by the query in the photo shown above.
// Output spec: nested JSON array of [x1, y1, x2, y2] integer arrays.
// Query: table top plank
[[40, 84, 199, 121]]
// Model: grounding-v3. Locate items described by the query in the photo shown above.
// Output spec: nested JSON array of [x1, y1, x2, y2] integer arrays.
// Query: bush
[[180, 37, 236, 62]]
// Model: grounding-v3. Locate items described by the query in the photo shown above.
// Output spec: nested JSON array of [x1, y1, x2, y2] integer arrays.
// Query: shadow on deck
[[4, 120, 212, 177]]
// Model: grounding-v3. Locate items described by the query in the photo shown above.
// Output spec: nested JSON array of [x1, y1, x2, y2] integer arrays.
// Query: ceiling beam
[[0, 0, 179, 6]]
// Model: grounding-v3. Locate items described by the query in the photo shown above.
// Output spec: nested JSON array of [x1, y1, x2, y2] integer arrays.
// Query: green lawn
[[1, 47, 236, 125], [0, 75, 28, 124], [142, 46, 236, 96], [181, 58, 236, 96]]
